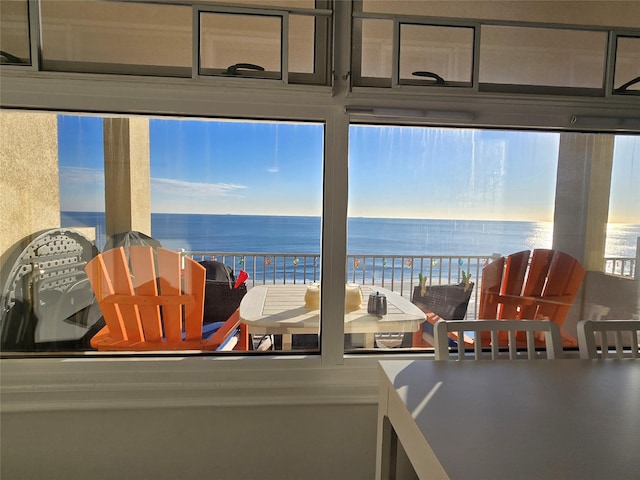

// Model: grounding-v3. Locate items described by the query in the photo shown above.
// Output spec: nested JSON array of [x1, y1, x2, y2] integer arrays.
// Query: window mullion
[[320, 110, 349, 365], [27, 0, 41, 71], [471, 23, 481, 92], [604, 31, 617, 97], [282, 12, 289, 84], [391, 19, 399, 88], [192, 5, 199, 78]]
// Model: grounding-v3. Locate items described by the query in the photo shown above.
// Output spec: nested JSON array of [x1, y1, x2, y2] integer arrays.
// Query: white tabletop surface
[[239, 284, 425, 335], [377, 359, 640, 480]]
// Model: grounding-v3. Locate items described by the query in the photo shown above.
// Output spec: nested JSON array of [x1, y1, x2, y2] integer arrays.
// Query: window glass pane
[[40, 1, 191, 75], [200, 13, 281, 79], [289, 14, 315, 74], [0, 0, 30, 65], [1, 112, 323, 354], [149, 119, 323, 353], [479, 26, 607, 91], [346, 126, 640, 352], [358, 18, 393, 83], [606, 136, 640, 280], [399, 24, 473, 85], [347, 126, 560, 350], [614, 36, 640, 94], [58, 115, 107, 249]]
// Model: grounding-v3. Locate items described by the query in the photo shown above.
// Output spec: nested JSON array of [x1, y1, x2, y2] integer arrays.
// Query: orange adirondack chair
[[85, 246, 247, 351], [478, 249, 585, 346]]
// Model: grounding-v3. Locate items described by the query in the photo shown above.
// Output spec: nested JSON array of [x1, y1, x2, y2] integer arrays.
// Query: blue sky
[[349, 126, 560, 221], [57, 115, 639, 223]]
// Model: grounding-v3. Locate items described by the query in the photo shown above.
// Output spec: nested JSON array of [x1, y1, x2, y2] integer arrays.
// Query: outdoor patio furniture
[[1, 228, 100, 351], [409, 282, 475, 347], [577, 319, 640, 359], [85, 246, 246, 351], [239, 284, 424, 350], [478, 249, 585, 346], [434, 319, 564, 360], [199, 260, 247, 325]]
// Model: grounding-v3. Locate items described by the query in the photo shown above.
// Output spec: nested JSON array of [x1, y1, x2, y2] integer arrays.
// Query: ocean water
[[60, 212, 640, 259]]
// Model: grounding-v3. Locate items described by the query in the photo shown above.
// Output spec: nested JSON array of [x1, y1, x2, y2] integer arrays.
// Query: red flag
[[234, 270, 248, 288]]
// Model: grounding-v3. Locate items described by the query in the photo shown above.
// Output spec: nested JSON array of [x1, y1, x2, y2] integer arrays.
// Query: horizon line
[[61, 210, 639, 225]]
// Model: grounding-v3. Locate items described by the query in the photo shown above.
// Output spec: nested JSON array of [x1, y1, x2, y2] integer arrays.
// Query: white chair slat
[[434, 320, 563, 361], [577, 320, 640, 359]]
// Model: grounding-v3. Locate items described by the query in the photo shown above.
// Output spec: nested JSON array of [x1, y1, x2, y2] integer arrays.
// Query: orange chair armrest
[[417, 311, 474, 347], [204, 308, 242, 349]]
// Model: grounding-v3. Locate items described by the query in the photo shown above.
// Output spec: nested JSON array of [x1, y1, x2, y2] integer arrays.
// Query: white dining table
[[239, 285, 425, 349], [376, 359, 640, 480]]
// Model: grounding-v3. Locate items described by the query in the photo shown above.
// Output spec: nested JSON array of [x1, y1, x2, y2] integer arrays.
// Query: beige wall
[[103, 117, 151, 237], [553, 133, 614, 269], [0, 111, 60, 267]]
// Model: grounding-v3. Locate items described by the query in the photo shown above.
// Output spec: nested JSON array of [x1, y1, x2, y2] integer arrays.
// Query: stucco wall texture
[[1, 111, 60, 266]]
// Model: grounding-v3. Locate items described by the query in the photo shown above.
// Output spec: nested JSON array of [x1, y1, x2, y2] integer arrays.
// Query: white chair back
[[434, 319, 564, 360], [577, 320, 640, 359]]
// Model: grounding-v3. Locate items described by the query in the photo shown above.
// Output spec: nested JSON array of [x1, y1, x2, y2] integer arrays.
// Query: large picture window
[[1, 112, 324, 354], [2, 111, 639, 355], [347, 126, 559, 350]]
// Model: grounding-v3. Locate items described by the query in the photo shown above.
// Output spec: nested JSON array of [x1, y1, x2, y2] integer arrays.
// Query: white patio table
[[239, 285, 425, 349], [377, 359, 640, 480]]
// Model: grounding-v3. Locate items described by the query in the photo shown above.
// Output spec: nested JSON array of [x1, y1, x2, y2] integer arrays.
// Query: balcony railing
[[184, 251, 499, 320], [184, 251, 638, 321], [604, 236, 639, 279], [604, 257, 637, 278]]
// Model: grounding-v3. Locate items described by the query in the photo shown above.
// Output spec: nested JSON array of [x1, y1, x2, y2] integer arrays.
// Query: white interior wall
[[1, 403, 378, 480], [0, 356, 384, 480]]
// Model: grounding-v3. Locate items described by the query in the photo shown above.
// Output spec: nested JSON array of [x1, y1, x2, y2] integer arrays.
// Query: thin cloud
[[266, 166, 279, 173], [60, 167, 248, 200], [151, 177, 247, 198], [59, 166, 104, 184]]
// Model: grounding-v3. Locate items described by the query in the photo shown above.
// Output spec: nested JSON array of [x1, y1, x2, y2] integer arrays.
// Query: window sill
[[0, 354, 426, 413]]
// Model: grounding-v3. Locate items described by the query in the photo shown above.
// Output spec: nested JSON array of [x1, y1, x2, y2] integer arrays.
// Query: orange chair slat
[[536, 252, 585, 328], [156, 248, 184, 343], [543, 252, 585, 297], [522, 249, 554, 297], [128, 246, 163, 342], [478, 256, 504, 320], [85, 252, 126, 341], [500, 250, 530, 319], [102, 248, 144, 342], [182, 257, 206, 341], [519, 249, 555, 319]]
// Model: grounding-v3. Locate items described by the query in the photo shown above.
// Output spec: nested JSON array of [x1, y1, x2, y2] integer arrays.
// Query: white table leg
[[365, 332, 375, 348], [376, 380, 396, 479]]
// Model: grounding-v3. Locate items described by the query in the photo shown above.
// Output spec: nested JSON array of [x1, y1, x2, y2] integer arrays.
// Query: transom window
[[8, 0, 331, 85], [352, 3, 640, 97]]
